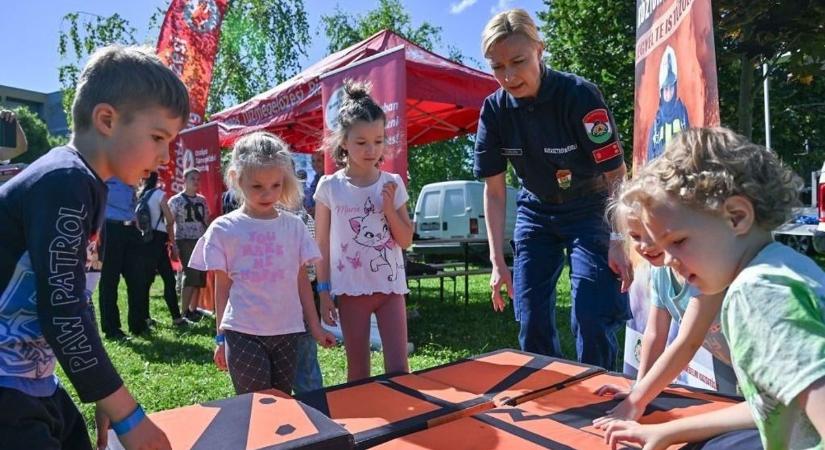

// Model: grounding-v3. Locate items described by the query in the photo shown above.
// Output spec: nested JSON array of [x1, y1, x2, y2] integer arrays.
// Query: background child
[[188, 132, 335, 395], [168, 167, 210, 322], [314, 80, 414, 382], [0, 45, 185, 450], [603, 127, 825, 450]]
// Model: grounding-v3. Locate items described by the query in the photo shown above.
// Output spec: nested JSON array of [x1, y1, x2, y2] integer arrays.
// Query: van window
[[444, 189, 465, 217], [421, 191, 441, 218]]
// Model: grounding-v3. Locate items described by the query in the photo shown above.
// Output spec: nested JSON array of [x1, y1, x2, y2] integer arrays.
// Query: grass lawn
[[59, 266, 591, 435]]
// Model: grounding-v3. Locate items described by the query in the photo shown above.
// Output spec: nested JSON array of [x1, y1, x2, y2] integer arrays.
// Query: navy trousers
[[512, 189, 630, 370]]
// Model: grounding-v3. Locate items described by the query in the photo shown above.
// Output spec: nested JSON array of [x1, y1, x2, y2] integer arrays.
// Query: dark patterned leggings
[[224, 330, 300, 395]]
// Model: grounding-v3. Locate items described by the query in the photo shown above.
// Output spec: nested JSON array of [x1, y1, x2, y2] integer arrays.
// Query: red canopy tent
[[209, 29, 499, 152]]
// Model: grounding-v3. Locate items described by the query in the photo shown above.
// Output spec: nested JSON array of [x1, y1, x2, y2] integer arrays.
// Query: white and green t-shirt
[[722, 242, 825, 450]]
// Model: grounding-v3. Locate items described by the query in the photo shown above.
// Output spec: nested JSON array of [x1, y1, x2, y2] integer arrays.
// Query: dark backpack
[[135, 188, 160, 243]]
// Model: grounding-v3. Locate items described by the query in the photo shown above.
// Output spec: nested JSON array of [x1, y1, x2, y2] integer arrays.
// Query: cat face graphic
[[349, 198, 390, 248]]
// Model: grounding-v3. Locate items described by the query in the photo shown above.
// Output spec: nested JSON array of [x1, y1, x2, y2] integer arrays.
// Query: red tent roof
[[209, 29, 499, 152]]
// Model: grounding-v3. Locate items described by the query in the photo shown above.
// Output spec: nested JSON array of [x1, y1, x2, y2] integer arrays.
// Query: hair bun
[[343, 79, 372, 102]]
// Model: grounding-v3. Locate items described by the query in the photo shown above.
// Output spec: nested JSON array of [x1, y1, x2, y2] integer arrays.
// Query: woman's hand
[[608, 240, 633, 292], [489, 264, 513, 312]]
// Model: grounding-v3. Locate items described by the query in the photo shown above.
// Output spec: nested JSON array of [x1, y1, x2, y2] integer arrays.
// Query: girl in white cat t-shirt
[[314, 81, 414, 381], [189, 132, 335, 395]]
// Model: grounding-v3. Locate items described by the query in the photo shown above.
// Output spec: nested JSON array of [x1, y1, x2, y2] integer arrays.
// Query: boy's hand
[[119, 417, 172, 450], [603, 420, 670, 450], [319, 293, 338, 326], [381, 182, 397, 215], [313, 329, 337, 348], [593, 396, 646, 428], [594, 383, 630, 400], [95, 406, 110, 450], [213, 343, 227, 371]]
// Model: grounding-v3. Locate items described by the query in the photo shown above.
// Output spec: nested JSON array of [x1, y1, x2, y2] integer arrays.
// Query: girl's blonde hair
[[225, 132, 303, 210], [481, 8, 543, 57], [625, 127, 802, 229], [324, 79, 386, 167]]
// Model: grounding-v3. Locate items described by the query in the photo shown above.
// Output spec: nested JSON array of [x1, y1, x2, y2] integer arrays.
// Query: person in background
[[137, 171, 190, 327], [168, 168, 210, 323], [99, 176, 150, 339]]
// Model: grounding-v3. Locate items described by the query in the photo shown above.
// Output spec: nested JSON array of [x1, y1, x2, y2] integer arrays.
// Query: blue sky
[[0, 0, 545, 94]]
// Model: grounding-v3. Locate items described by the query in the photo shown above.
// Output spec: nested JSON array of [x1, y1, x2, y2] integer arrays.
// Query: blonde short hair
[[624, 127, 802, 229], [481, 8, 543, 57], [225, 132, 303, 210]]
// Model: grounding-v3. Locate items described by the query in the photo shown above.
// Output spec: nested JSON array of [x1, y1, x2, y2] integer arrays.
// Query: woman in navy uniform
[[475, 9, 631, 370]]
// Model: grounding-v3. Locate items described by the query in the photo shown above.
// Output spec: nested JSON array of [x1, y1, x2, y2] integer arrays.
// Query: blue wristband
[[112, 404, 146, 436], [316, 281, 331, 293], [215, 334, 225, 345]]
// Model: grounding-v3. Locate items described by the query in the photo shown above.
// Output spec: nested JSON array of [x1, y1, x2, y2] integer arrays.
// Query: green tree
[[714, 0, 825, 139], [57, 1, 311, 124], [9, 107, 68, 165], [57, 12, 137, 129], [321, 0, 479, 205], [320, 0, 442, 53], [538, 0, 636, 158]]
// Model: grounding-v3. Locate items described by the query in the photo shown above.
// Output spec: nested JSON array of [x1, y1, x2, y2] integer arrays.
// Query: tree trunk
[[737, 54, 755, 139]]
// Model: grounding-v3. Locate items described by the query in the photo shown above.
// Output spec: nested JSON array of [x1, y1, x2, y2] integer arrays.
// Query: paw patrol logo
[[184, 0, 219, 34]]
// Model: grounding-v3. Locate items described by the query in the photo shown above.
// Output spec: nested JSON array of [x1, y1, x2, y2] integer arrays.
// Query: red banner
[[320, 46, 408, 184], [156, 0, 229, 127], [625, 0, 731, 392], [160, 122, 223, 222]]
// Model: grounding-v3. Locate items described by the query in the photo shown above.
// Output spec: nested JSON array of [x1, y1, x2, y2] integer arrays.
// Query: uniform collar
[[505, 66, 555, 109]]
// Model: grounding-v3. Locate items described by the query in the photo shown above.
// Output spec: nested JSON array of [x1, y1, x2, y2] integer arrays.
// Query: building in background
[[0, 85, 69, 137]]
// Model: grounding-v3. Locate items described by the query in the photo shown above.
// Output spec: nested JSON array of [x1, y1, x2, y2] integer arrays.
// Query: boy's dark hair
[[72, 45, 190, 132]]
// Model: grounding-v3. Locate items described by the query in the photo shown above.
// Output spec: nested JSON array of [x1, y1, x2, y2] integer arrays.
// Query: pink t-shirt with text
[[188, 209, 321, 336]]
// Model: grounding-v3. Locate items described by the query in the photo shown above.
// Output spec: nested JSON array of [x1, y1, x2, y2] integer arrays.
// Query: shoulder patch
[[592, 142, 622, 164], [583, 109, 613, 144]]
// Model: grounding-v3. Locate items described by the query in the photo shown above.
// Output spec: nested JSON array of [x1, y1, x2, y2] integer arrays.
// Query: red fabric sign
[[156, 0, 229, 127], [320, 47, 408, 184], [160, 122, 223, 221]]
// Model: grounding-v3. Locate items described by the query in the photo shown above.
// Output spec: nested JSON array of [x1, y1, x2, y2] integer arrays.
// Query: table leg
[[464, 242, 469, 306]]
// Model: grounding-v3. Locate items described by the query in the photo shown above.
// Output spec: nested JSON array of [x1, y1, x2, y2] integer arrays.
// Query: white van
[[413, 180, 518, 244]]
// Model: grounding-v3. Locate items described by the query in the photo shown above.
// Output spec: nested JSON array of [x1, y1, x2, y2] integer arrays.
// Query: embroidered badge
[[583, 109, 613, 144], [501, 148, 523, 156], [556, 169, 572, 190], [592, 142, 622, 164]]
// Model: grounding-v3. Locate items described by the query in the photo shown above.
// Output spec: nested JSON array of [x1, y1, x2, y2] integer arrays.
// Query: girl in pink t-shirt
[[189, 132, 335, 395], [314, 81, 414, 381]]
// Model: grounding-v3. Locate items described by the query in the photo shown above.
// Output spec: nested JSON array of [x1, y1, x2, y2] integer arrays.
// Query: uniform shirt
[[721, 242, 825, 450], [168, 192, 210, 240], [314, 170, 409, 296], [649, 266, 731, 365], [474, 68, 624, 202], [0, 146, 123, 401], [105, 177, 136, 221], [188, 209, 321, 336]]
